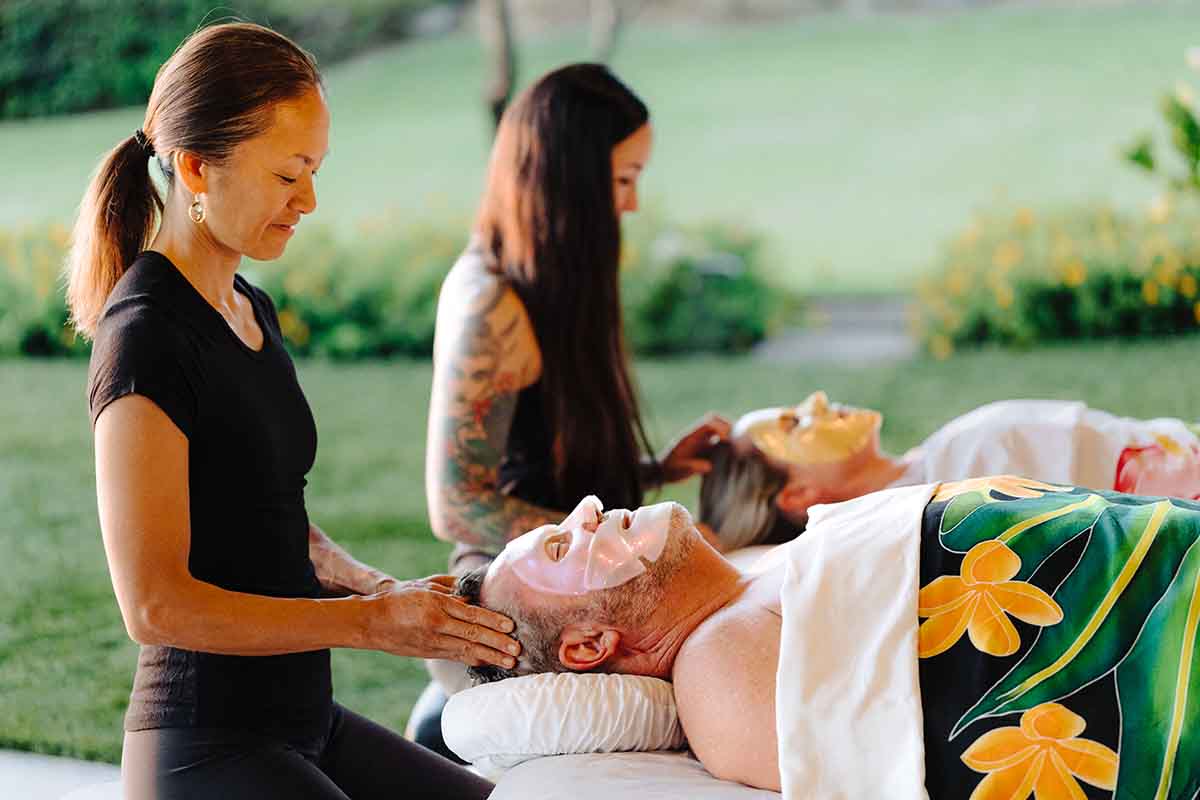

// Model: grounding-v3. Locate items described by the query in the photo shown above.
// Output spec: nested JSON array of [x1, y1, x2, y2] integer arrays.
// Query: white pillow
[[442, 672, 685, 779]]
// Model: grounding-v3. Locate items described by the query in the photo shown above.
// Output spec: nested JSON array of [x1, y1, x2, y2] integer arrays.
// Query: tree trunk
[[590, 0, 622, 63], [480, 0, 516, 133]]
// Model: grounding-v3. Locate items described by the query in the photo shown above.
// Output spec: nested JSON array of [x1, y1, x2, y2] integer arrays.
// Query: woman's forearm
[[127, 575, 377, 656], [308, 522, 391, 596], [639, 454, 665, 490]]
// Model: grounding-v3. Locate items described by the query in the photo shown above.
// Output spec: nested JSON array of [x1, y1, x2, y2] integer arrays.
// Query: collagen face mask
[[735, 391, 881, 466], [505, 497, 677, 595]]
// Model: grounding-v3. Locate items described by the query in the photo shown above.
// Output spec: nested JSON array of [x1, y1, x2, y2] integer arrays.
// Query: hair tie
[[133, 129, 154, 156]]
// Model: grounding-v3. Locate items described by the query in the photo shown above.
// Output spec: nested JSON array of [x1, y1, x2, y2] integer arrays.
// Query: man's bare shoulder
[[672, 593, 781, 791]]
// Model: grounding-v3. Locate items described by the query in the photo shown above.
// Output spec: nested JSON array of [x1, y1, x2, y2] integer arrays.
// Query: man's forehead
[[733, 407, 785, 440]]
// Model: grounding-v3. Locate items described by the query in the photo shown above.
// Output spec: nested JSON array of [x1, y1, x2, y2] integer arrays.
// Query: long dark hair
[[476, 63, 653, 510], [66, 22, 323, 337]]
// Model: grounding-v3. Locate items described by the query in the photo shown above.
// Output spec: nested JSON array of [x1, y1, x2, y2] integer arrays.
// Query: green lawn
[[3, 337, 1200, 761], [1, 2, 1197, 291]]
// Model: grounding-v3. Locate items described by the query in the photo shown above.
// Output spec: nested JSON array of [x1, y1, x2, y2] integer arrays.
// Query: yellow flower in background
[[1050, 231, 1074, 259], [1062, 259, 1087, 288], [1176, 80, 1196, 108], [1156, 259, 1181, 287], [1181, 273, 1198, 298], [946, 268, 970, 296], [930, 334, 954, 361], [276, 308, 310, 347], [961, 222, 982, 247], [993, 241, 1024, 270], [1014, 208, 1036, 230], [994, 282, 1014, 310], [47, 223, 69, 248], [961, 702, 1118, 800], [918, 539, 1063, 658], [1143, 279, 1160, 306], [1148, 193, 1173, 225]]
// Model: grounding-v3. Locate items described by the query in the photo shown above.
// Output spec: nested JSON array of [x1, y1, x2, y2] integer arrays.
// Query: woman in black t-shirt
[[67, 22, 516, 800]]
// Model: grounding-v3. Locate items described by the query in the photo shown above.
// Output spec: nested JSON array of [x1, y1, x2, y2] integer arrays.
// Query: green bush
[[621, 214, 793, 355], [0, 214, 792, 360], [0, 223, 87, 357], [915, 203, 1200, 358], [248, 218, 464, 360], [0, 0, 459, 120]]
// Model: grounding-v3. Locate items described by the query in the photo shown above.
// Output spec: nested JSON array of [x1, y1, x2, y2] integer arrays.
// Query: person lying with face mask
[[700, 392, 1200, 550], [455, 485, 1200, 799]]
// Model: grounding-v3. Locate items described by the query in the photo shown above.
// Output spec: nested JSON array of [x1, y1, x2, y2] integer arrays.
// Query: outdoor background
[[3, 0, 1200, 763]]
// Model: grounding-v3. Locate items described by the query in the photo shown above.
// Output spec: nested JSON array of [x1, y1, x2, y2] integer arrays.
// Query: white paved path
[[0, 750, 119, 799]]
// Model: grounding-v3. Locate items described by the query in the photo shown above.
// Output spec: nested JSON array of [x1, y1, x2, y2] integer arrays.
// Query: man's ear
[[775, 483, 817, 523], [172, 150, 209, 196], [558, 624, 622, 672]]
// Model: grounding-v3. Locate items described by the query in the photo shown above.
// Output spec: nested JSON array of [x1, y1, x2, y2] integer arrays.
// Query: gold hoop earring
[[189, 197, 206, 224]]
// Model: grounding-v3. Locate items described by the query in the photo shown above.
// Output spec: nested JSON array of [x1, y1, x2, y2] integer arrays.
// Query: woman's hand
[[655, 413, 732, 484], [364, 574, 521, 668]]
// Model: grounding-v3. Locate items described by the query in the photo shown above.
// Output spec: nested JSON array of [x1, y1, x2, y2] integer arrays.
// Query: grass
[[3, 336, 1200, 761], [1, 2, 1198, 292]]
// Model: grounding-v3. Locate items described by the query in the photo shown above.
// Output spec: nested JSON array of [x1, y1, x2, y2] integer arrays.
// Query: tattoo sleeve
[[426, 272, 564, 554]]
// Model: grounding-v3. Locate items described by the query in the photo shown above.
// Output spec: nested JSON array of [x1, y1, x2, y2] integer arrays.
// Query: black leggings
[[121, 703, 493, 799]]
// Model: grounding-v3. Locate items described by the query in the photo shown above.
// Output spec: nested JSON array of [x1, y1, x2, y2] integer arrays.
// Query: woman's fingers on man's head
[[441, 616, 520, 661], [444, 593, 516, 634], [702, 413, 733, 439], [437, 635, 516, 668]]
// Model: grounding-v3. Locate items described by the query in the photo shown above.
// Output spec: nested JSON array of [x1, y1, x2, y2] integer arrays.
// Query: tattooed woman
[[414, 64, 729, 751]]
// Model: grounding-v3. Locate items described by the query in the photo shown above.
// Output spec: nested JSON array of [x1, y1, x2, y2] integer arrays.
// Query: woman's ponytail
[[65, 134, 161, 338]]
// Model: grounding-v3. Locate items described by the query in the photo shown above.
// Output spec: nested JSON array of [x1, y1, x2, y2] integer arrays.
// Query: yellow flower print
[[961, 702, 1118, 800], [933, 475, 1072, 504], [918, 540, 1063, 658]]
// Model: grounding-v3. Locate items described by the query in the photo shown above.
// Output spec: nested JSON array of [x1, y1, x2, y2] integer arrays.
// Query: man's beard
[[597, 505, 697, 626]]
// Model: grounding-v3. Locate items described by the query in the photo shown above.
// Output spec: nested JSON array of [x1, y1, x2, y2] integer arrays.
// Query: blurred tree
[[589, 0, 622, 63], [480, 0, 517, 131], [480, 0, 632, 134], [0, 0, 462, 120]]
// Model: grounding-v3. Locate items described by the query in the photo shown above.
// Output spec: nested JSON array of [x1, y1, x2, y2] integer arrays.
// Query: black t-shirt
[[87, 251, 330, 738]]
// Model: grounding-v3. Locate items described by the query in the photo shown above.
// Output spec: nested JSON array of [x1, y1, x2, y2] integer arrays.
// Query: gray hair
[[699, 442, 796, 549], [454, 566, 579, 683]]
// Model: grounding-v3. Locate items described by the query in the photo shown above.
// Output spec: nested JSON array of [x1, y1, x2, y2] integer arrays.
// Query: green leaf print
[[1114, 537, 1200, 800], [940, 490, 1108, 581]]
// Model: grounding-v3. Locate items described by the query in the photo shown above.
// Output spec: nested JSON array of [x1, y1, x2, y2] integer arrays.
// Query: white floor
[[0, 750, 120, 800]]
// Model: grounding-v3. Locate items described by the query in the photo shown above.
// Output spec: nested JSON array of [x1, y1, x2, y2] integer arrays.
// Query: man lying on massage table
[[456, 487, 1200, 799], [701, 392, 1200, 550]]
